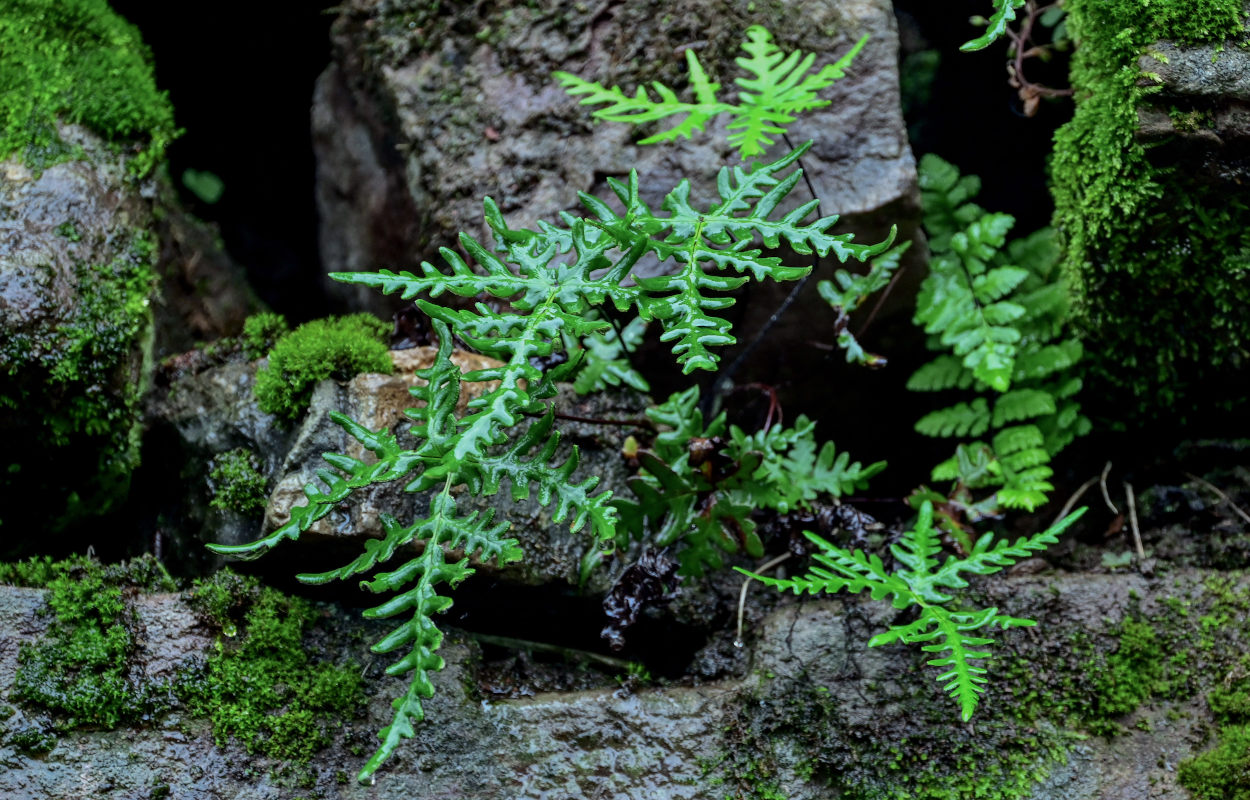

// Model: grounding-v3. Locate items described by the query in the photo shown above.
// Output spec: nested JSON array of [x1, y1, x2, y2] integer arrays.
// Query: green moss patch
[[254, 314, 393, 422], [1051, 0, 1249, 423], [182, 570, 365, 763], [0, 0, 178, 175], [207, 447, 269, 516], [241, 312, 290, 359], [9, 555, 177, 729]]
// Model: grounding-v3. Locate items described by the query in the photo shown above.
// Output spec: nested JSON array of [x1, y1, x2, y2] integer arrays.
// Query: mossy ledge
[[0, 0, 178, 176], [253, 313, 393, 422], [0, 557, 363, 768], [1050, 0, 1249, 425], [706, 570, 1250, 800]]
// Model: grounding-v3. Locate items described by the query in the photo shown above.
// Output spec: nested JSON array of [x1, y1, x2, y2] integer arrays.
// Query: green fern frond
[[961, 0, 1026, 52], [623, 393, 880, 576], [991, 388, 1057, 426], [744, 501, 1086, 721], [556, 26, 868, 161], [912, 155, 1088, 514], [908, 354, 973, 392], [645, 386, 726, 462], [818, 243, 909, 366], [554, 49, 729, 145], [352, 484, 519, 782], [729, 26, 869, 158], [569, 316, 650, 394], [916, 398, 991, 438]]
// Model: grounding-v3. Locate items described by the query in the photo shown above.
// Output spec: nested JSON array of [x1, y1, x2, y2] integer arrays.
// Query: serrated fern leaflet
[[740, 501, 1087, 720], [910, 154, 1089, 513], [338, 143, 893, 375], [556, 25, 868, 160]]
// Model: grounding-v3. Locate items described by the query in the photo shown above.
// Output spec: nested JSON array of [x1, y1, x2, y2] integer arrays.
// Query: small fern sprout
[[738, 501, 1087, 720], [556, 25, 868, 161]]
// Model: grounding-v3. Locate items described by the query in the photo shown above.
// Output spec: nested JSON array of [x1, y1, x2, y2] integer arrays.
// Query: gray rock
[[0, 122, 259, 544], [0, 124, 160, 536], [148, 347, 647, 589], [313, 0, 919, 316], [0, 569, 1238, 799], [1135, 9, 1250, 185]]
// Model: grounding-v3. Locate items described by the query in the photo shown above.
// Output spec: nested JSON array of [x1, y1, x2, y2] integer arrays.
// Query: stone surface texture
[[312, 0, 919, 314], [0, 570, 1233, 799], [1135, 19, 1250, 185], [147, 347, 647, 590]]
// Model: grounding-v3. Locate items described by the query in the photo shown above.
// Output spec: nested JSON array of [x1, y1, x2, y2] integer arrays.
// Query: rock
[[0, 119, 260, 548], [1136, 36, 1250, 185], [312, 0, 919, 315], [149, 178, 260, 358], [147, 346, 647, 589], [0, 124, 161, 539], [0, 569, 1243, 798]]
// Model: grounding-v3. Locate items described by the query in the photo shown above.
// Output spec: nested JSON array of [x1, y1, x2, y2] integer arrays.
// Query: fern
[[614, 388, 883, 577], [210, 322, 611, 782], [555, 26, 868, 161], [567, 316, 650, 395], [817, 243, 909, 366], [740, 501, 1086, 720], [962, 1, 1026, 52], [910, 155, 1089, 513]]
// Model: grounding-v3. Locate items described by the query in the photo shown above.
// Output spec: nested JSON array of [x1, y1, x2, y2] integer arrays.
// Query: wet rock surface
[[146, 346, 648, 589], [1135, 4, 1250, 185], [312, 0, 921, 310], [0, 568, 1244, 799]]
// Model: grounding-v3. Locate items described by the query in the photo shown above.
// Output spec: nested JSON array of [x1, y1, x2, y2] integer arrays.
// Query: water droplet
[[733, 639, 744, 649], [222, 621, 237, 638]]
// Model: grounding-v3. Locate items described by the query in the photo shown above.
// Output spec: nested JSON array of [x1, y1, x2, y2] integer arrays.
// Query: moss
[[1179, 725, 1250, 799], [207, 447, 269, 516], [254, 314, 393, 422], [0, 0, 178, 176], [241, 312, 290, 360], [7, 721, 57, 753], [0, 228, 159, 535], [1050, 0, 1249, 424], [10, 555, 177, 729], [182, 570, 365, 763]]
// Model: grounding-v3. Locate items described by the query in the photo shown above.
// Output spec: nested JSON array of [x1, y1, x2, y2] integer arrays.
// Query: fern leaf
[[1013, 341, 1083, 382], [928, 507, 1085, 592], [579, 143, 893, 371], [737, 531, 913, 607], [552, 50, 730, 145], [961, 0, 1027, 52], [991, 388, 1057, 426], [729, 27, 869, 158], [351, 484, 513, 783], [908, 354, 973, 392], [557, 26, 867, 161], [472, 409, 618, 544], [570, 316, 650, 394], [916, 398, 991, 438]]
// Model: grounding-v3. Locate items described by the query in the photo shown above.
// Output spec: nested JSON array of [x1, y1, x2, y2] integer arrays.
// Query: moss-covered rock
[[0, 0, 178, 177], [253, 313, 393, 422], [8, 555, 177, 729], [181, 569, 366, 763], [1051, 0, 1249, 426]]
